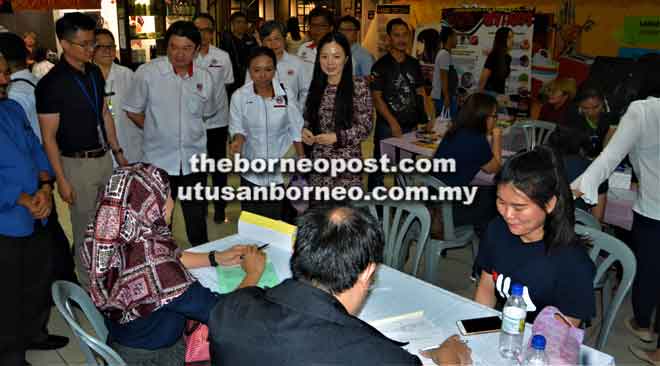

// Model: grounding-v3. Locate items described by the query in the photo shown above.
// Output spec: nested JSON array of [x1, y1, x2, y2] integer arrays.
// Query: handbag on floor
[[528, 306, 584, 365], [184, 320, 211, 366]]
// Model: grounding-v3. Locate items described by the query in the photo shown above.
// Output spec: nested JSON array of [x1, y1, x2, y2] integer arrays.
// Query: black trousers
[[206, 127, 229, 218], [0, 224, 53, 365], [48, 197, 77, 284], [169, 173, 208, 246], [631, 212, 660, 348], [240, 177, 284, 221]]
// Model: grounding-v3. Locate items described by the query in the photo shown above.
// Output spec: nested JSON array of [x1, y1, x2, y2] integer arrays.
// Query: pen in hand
[[240, 244, 269, 260]]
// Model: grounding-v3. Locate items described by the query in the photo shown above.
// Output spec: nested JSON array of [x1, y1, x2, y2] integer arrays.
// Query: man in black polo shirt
[[368, 18, 428, 191], [219, 11, 257, 96], [36, 12, 128, 290]]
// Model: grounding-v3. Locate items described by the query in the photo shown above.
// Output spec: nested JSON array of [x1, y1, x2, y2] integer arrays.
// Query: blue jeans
[[433, 97, 457, 119]]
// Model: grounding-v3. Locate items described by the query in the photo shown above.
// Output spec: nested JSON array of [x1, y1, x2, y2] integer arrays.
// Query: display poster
[[441, 8, 534, 114], [623, 16, 660, 44]]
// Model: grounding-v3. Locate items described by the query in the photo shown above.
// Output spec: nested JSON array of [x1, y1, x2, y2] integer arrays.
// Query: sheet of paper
[[370, 311, 487, 366], [238, 211, 296, 251], [216, 262, 280, 294]]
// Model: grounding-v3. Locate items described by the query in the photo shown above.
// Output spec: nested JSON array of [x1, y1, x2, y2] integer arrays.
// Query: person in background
[[297, 7, 335, 98], [571, 69, 660, 365], [302, 32, 372, 190], [337, 15, 374, 78], [253, 17, 265, 44], [36, 12, 128, 290], [220, 11, 257, 97], [229, 47, 305, 220], [415, 28, 440, 98], [547, 126, 607, 222], [193, 13, 234, 224], [431, 26, 458, 118], [535, 77, 576, 124], [286, 17, 306, 55], [93, 29, 141, 165], [565, 86, 619, 157], [2, 32, 78, 289], [22, 31, 37, 66], [0, 52, 70, 366], [124, 21, 219, 246], [431, 93, 501, 236], [475, 146, 596, 326], [208, 205, 473, 366], [83, 163, 265, 365], [479, 27, 513, 99], [31, 47, 54, 79], [246, 21, 307, 109], [368, 18, 428, 191]]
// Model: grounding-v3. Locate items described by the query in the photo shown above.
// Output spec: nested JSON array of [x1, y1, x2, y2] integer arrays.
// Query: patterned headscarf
[[82, 163, 194, 324]]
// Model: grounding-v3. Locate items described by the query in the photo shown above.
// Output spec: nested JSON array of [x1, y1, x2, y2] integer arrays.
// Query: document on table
[[216, 262, 280, 294], [370, 311, 485, 366]]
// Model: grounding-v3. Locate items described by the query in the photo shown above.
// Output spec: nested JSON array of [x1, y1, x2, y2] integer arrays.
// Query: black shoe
[[213, 209, 226, 224], [28, 335, 69, 350], [24, 361, 31, 366]]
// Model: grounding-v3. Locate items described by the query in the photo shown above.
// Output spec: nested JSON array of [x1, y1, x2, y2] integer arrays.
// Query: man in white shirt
[[93, 29, 141, 165], [296, 7, 334, 103], [246, 21, 307, 109], [124, 21, 219, 246], [194, 13, 233, 224]]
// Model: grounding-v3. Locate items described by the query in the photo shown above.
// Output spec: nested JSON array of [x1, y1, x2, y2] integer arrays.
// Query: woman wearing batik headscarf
[[82, 163, 265, 365]]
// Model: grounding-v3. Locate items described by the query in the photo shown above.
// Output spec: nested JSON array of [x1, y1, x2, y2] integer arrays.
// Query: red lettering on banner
[[483, 12, 534, 27]]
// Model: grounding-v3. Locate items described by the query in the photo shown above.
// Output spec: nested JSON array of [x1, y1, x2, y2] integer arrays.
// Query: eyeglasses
[[95, 44, 116, 51], [339, 27, 358, 32], [68, 40, 96, 50], [197, 27, 214, 34]]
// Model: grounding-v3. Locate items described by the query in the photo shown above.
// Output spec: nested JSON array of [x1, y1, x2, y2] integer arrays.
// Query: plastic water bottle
[[499, 283, 527, 360], [523, 335, 549, 366]]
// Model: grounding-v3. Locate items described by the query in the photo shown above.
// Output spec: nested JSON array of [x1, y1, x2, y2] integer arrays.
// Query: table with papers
[[187, 234, 616, 366]]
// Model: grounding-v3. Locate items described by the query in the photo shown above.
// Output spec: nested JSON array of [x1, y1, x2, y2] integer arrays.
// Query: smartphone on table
[[456, 316, 502, 336]]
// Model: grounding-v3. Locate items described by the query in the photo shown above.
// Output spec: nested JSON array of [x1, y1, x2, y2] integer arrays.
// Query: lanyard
[[73, 73, 101, 126], [73, 72, 107, 146]]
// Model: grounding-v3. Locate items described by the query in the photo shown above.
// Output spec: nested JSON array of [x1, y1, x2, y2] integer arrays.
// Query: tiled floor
[[28, 141, 652, 365]]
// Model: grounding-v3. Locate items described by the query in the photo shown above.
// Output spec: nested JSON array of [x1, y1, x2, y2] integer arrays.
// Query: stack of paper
[[237, 211, 296, 252]]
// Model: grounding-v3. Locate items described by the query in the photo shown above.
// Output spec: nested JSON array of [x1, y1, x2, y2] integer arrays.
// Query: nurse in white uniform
[[229, 47, 305, 220]]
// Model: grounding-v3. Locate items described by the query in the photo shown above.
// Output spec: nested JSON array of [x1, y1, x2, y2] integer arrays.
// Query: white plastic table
[[187, 235, 615, 366]]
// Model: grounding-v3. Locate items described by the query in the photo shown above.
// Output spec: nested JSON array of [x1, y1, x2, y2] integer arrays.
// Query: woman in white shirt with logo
[[229, 47, 305, 220]]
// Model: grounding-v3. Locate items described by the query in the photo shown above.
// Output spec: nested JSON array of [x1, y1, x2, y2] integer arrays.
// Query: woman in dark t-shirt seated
[[564, 86, 619, 158], [547, 126, 608, 221], [474, 146, 596, 325], [432, 93, 502, 230]]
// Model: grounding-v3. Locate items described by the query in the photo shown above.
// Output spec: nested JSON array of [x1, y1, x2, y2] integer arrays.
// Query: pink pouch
[[184, 320, 211, 366], [529, 306, 584, 366]]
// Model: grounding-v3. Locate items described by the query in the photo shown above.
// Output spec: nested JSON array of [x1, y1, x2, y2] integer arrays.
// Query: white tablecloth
[[187, 235, 615, 366]]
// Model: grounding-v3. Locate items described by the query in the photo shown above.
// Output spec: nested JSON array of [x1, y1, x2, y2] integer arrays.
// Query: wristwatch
[[208, 250, 218, 267]]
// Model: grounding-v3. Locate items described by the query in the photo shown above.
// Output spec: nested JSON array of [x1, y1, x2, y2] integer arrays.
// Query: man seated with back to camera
[[208, 205, 472, 366]]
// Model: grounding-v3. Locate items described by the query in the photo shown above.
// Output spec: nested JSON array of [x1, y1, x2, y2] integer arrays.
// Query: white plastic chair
[[575, 225, 636, 350], [513, 120, 557, 150], [575, 208, 602, 231], [413, 174, 479, 285], [51, 280, 126, 366], [354, 200, 431, 276]]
